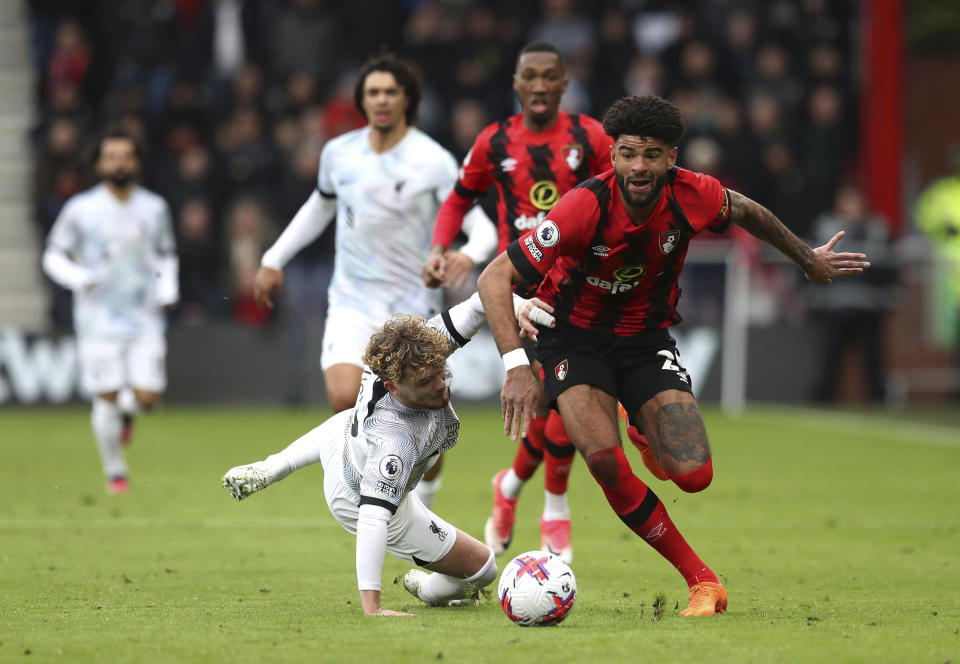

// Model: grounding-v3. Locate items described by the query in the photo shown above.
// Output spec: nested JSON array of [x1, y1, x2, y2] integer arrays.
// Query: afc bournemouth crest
[[659, 230, 680, 255], [561, 144, 583, 171], [554, 359, 569, 381]]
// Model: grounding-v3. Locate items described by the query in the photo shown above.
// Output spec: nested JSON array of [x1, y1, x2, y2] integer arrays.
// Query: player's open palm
[[253, 266, 283, 309], [806, 231, 870, 285]]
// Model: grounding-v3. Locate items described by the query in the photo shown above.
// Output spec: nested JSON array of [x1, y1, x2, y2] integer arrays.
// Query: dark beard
[[616, 173, 664, 210], [107, 172, 134, 188]]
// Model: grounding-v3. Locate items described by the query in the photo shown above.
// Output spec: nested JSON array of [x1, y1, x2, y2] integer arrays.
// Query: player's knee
[[466, 547, 498, 588], [585, 447, 624, 488], [669, 458, 713, 493], [135, 392, 160, 411]]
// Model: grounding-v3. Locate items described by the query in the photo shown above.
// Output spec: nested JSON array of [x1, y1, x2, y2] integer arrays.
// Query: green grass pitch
[[1, 405, 958, 662]]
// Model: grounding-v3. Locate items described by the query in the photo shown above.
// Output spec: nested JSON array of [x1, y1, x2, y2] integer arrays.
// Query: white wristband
[[502, 348, 530, 371]]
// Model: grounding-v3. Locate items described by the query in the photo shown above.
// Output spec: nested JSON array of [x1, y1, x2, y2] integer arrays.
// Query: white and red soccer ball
[[497, 550, 577, 626]]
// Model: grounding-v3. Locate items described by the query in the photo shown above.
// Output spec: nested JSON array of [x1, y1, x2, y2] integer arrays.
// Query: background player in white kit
[[42, 128, 178, 494], [252, 53, 495, 507], [221, 294, 554, 615]]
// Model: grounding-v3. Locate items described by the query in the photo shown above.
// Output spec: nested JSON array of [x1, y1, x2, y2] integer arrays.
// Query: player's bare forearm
[[477, 253, 525, 354], [728, 190, 814, 271], [729, 190, 870, 285]]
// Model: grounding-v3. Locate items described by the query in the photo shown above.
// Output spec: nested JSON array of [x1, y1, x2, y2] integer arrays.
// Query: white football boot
[[221, 462, 275, 501]]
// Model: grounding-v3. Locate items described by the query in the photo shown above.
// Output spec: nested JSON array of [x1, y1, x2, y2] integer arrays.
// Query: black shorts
[[536, 323, 693, 416]]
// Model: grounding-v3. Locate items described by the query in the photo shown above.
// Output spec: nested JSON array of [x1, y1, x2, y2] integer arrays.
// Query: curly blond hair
[[362, 314, 448, 384]]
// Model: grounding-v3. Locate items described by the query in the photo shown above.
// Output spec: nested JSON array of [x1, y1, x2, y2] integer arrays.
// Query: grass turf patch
[[1, 405, 958, 662]]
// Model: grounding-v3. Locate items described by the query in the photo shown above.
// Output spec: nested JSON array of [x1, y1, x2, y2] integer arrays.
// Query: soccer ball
[[497, 550, 577, 626]]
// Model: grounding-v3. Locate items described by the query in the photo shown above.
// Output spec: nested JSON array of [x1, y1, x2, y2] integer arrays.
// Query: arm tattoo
[[653, 402, 711, 465], [728, 189, 814, 272]]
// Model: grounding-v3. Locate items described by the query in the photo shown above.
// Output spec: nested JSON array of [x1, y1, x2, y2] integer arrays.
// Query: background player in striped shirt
[[42, 128, 178, 494], [478, 95, 870, 616], [422, 42, 613, 564]]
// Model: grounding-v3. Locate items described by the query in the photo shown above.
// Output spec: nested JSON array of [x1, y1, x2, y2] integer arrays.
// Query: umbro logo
[[500, 157, 518, 172], [592, 244, 611, 257], [644, 522, 667, 541]]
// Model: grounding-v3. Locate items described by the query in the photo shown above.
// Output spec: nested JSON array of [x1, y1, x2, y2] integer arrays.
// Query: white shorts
[[316, 413, 457, 566], [319, 307, 386, 372], [77, 335, 167, 395]]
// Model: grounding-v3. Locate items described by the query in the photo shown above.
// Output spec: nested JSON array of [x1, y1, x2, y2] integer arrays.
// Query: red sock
[[586, 446, 718, 588], [543, 410, 575, 494], [511, 415, 546, 481], [669, 459, 713, 493]]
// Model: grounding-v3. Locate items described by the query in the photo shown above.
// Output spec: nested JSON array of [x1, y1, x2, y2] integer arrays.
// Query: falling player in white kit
[[221, 293, 555, 616], [42, 128, 178, 494], [253, 53, 495, 507]]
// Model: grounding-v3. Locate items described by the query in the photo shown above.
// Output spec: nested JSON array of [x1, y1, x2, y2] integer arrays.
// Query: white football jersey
[[47, 184, 176, 339], [337, 312, 465, 511], [318, 126, 455, 318]]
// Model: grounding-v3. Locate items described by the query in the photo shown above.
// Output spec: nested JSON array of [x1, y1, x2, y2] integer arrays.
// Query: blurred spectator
[[26, 1, 863, 333], [800, 83, 849, 219], [528, 0, 595, 61], [226, 197, 272, 327], [215, 106, 277, 206], [271, 0, 342, 89], [914, 145, 960, 349], [45, 20, 91, 105], [590, 7, 633, 112], [808, 184, 898, 403], [176, 198, 224, 322]]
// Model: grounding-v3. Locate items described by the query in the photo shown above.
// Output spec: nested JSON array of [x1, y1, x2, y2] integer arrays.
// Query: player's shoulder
[[565, 111, 604, 132], [132, 185, 169, 209], [553, 171, 613, 219], [405, 128, 457, 165], [476, 118, 511, 145], [323, 127, 368, 156], [60, 184, 107, 217], [672, 167, 723, 200]]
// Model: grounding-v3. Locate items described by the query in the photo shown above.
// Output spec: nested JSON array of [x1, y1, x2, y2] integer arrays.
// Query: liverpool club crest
[[659, 230, 680, 255], [561, 144, 583, 171]]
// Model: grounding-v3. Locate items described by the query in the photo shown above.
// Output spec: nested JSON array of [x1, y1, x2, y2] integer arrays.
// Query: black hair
[[92, 126, 143, 163], [516, 41, 565, 69], [353, 53, 422, 126], [601, 95, 686, 146]]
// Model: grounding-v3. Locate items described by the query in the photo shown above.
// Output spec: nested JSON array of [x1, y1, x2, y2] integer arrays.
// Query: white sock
[[542, 490, 570, 521], [263, 425, 328, 481], [92, 398, 126, 479], [500, 468, 524, 500], [417, 572, 469, 605], [414, 475, 442, 510], [117, 387, 139, 415]]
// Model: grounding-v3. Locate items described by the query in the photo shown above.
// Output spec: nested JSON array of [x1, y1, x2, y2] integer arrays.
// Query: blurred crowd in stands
[[29, 0, 861, 331]]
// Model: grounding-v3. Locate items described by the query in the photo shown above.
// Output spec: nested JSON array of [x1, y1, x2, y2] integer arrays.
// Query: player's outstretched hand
[[441, 250, 475, 289], [253, 266, 283, 309], [806, 231, 871, 285], [422, 246, 446, 288], [515, 296, 555, 341], [501, 367, 540, 442]]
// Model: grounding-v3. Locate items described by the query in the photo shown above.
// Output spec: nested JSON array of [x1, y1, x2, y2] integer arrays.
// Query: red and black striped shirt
[[432, 111, 612, 253], [507, 166, 731, 336]]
